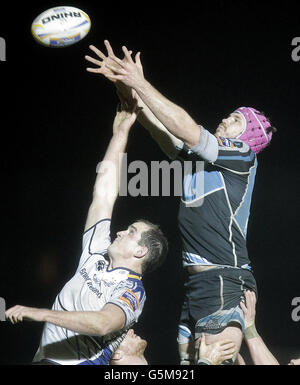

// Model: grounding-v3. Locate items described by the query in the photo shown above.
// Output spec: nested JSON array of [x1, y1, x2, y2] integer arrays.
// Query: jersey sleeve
[[108, 279, 146, 328], [175, 126, 218, 163], [176, 132, 256, 174], [77, 219, 111, 271]]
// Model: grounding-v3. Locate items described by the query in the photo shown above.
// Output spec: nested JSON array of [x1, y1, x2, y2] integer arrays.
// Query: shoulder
[[213, 136, 256, 173]]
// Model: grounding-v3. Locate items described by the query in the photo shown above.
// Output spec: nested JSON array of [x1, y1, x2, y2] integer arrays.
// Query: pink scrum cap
[[235, 107, 273, 154]]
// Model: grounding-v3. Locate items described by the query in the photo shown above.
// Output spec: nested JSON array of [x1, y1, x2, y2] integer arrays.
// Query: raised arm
[[118, 83, 182, 159], [240, 291, 279, 365], [99, 43, 201, 149], [85, 42, 182, 159], [84, 99, 140, 231]]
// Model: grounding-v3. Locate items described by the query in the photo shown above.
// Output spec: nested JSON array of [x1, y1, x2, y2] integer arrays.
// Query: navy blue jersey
[[177, 134, 257, 269]]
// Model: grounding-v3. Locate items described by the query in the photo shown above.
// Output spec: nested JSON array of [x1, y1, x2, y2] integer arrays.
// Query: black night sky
[[0, 0, 299, 366]]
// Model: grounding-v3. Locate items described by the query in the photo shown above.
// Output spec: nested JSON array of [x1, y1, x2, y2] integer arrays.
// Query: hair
[[136, 219, 168, 275]]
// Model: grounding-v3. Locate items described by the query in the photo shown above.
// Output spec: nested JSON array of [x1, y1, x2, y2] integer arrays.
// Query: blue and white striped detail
[[182, 168, 224, 204], [182, 252, 215, 267], [78, 345, 113, 365], [195, 305, 245, 338], [178, 324, 193, 344]]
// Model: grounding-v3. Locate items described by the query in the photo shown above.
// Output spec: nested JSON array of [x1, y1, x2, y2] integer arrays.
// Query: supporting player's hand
[[6, 305, 47, 324], [240, 290, 257, 329], [197, 334, 236, 365]]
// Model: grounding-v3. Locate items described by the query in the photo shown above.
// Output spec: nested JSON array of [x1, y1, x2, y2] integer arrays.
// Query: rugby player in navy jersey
[[85, 40, 277, 365], [6, 99, 168, 365]]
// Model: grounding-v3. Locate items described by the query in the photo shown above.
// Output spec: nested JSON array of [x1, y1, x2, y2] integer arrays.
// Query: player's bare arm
[[86, 41, 181, 159], [84, 99, 140, 231], [86, 41, 200, 150], [6, 303, 125, 336], [240, 291, 279, 365]]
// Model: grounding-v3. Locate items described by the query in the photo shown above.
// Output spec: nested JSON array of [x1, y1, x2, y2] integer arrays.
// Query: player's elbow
[[95, 315, 121, 337], [95, 324, 110, 336], [95, 305, 126, 337]]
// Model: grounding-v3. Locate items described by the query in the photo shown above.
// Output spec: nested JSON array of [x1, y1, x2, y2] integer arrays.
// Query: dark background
[[0, 0, 299, 365]]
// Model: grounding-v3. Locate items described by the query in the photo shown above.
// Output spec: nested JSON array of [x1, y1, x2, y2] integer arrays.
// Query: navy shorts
[[178, 266, 257, 343]]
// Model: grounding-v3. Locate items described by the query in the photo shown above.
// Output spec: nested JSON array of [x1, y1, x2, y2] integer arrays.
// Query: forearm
[[94, 130, 129, 199], [84, 109, 135, 230], [115, 81, 181, 158], [244, 324, 279, 365], [43, 309, 112, 336], [246, 336, 279, 365], [137, 99, 182, 159], [6, 305, 118, 336], [133, 80, 200, 148]]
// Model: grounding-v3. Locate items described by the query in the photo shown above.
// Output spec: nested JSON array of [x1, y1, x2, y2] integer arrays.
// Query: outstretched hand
[[85, 40, 122, 82], [85, 40, 145, 89], [6, 305, 46, 324]]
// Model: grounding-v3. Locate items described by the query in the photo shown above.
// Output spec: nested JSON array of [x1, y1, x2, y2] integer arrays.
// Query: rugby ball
[[31, 6, 91, 47]]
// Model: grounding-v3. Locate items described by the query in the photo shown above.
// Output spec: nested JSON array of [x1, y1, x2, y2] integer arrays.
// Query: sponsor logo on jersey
[[217, 136, 234, 148], [96, 260, 107, 271], [119, 290, 140, 312]]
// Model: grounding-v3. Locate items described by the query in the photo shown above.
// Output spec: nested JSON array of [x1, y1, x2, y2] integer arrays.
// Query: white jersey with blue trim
[[33, 219, 146, 365]]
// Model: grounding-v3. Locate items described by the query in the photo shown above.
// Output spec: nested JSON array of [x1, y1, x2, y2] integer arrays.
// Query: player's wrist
[[244, 322, 259, 340]]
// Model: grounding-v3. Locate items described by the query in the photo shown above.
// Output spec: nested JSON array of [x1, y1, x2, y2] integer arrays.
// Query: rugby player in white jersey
[[6, 99, 168, 365]]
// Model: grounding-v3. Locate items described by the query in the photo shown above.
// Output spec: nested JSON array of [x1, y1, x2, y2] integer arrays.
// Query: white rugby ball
[[31, 6, 91, 47]]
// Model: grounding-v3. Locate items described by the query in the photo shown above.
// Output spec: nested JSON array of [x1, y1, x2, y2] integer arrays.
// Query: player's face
[[109, 221, 150, 258], [110, 329, 148, 365], [215, 112, 245, 138]]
